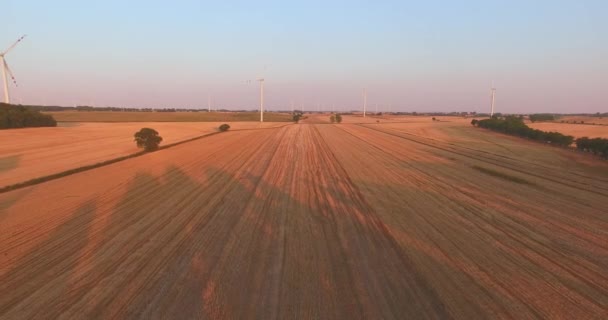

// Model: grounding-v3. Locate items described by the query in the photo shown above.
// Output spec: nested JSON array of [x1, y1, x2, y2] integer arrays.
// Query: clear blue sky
[[3, 0, 607, 113]]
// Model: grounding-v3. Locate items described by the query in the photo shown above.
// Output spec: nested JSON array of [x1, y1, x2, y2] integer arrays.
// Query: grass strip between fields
[[471, 165, 534, 185], [0, 124, 291, 194]]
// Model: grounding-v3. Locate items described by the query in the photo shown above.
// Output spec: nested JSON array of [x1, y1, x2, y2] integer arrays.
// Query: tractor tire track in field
[[0, 125, 449, 319], [356, 123, 608, 196], [318, 123, 608, 318], [1, 122, 608, 319]]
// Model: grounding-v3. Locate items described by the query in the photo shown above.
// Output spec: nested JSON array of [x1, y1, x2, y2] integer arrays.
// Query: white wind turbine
[[1, 35, 26, 104], [490, 82, 497, 117], [362, 88, 368, 117], [257, 78, 264, 122], [244, 71, 267, 122]]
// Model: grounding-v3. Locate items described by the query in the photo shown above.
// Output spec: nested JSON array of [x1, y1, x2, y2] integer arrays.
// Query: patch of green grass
[[472, 165, 534, 185]]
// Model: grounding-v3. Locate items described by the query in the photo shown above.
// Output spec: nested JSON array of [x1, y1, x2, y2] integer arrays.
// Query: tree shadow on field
[[0, 200, 97, 319]]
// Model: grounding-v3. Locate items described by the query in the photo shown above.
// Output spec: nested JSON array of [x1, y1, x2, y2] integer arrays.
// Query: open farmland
[[528, 122, 608, 139], [43, 111, 292, 122], [558, 116, 608, 126], [0, 122, 287, 188], [1, 116, 608, 319]]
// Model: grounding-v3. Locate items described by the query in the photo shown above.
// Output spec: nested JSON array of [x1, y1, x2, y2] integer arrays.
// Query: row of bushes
[[471, 116, 574, 147], [0, 104, 57, 129], [529, 114, 555, 122], [575, 137, 608, 158]]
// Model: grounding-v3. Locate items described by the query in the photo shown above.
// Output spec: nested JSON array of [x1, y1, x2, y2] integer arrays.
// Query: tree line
[[471, 116, 574, 147], [529, 114, 555, 122], [575, 137, 608, 158], [0, 103, 57, 129]]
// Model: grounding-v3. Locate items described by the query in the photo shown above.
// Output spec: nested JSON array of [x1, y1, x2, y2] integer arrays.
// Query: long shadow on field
[[90, 163, 452, 318], [1, 163, 454, 319], [0, 200, 97, 318], [65, 168, 212, 319], [183, 165, 452, 319]]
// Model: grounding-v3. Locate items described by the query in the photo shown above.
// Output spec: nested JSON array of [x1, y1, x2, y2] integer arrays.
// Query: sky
[[3, 0, 607, 113]]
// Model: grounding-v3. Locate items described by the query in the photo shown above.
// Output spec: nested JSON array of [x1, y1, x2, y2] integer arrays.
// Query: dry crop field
[[0, 122, 287, 188], [1, 116, 607, 319], [558, 115, 608, 126], [44, 111, 292, 122], [528, 122, 608, 139]]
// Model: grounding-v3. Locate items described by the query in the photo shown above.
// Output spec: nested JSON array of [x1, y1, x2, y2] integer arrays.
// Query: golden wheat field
[[1, 115, 607, 319]]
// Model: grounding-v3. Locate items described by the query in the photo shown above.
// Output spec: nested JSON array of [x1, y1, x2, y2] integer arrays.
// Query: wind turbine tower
[[363, 88, 367, 118], [257, 78, 264, 122], [1, 35, 26, 104], [490, 84, 497, 118]]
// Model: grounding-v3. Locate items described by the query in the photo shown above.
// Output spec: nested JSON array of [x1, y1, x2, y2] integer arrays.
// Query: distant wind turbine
[[257, 78, 264, 122], [490, 82, 497, 117], [1, 35, 26, 104], [363, 88, 368, 117]]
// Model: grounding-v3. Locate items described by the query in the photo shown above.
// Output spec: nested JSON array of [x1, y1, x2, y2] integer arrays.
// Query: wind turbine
[[490, 82, 496, 118], [1, 35, 26, 104], [257, 78, 264, 122], [363, 88, 367, 117]]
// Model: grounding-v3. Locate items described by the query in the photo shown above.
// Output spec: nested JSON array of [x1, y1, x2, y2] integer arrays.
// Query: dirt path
[[1, 123, 607, 319]]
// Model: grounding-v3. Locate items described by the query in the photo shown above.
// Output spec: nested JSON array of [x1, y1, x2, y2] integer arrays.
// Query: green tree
[[219, 124, 230, 132], [335, 114, 343, 123], [329, 115, 336, 123], [292, 111, 303, 123], [0, 103, 57, 129], [134, 128, 163, 151]]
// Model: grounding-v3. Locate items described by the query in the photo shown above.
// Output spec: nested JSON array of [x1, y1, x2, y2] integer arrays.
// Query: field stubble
[[1, 117, 607, 319], [0, 121, 286, 188]]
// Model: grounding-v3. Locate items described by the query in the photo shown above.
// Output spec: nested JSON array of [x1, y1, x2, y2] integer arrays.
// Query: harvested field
[[1, 118, 607, 318], [528, 122, 608, 139], [43, 111, 292, 122], [558, 116, 608, 126], [0, 122, 286, 188]]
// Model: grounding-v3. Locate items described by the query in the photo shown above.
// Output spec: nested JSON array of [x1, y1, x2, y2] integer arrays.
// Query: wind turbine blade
[[3, 60, 18, 87], [2, 35, 27, 56]]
